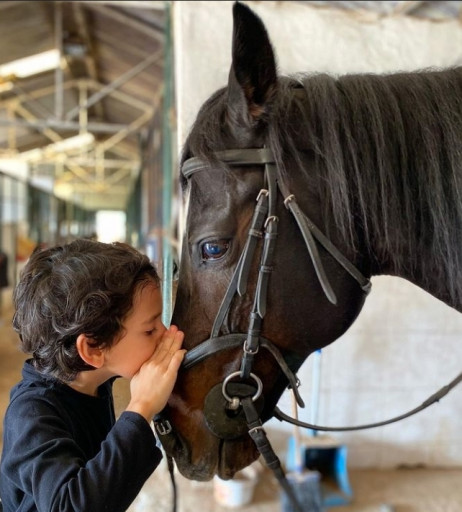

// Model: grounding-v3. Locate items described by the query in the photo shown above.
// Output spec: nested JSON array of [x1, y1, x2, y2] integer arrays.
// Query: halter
[[155, 146, 462, 512]]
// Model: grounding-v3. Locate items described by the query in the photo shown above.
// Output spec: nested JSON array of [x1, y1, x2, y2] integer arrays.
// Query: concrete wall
[[173, 1, 462, 469]]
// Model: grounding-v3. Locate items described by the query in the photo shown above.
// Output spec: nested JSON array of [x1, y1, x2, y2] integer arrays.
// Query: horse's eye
[[201, 240, 230, 261]]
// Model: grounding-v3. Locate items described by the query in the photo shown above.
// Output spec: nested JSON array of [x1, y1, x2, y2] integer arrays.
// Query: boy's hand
[[126, 325, 186, 422]]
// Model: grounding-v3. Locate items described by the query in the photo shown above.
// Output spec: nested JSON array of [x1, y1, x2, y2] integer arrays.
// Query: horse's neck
[[374, 259, 462, 314]]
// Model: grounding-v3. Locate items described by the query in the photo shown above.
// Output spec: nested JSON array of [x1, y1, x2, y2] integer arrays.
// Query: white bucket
[[213, 466, 259, 508]]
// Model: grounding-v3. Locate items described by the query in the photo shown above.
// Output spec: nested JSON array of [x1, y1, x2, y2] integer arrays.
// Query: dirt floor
[[127, 462, 462, 512], [1, 291, 461, 512]]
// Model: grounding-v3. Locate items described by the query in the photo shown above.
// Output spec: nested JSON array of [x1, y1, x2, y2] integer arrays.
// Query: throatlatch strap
[[286, 198, 338, 304]]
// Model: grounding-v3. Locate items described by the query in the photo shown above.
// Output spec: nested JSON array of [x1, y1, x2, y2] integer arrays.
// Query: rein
[[156, 146, 462, 512]]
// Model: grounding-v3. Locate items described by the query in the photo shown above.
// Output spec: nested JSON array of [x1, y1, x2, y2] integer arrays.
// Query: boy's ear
[[76, 334, 104, 369]]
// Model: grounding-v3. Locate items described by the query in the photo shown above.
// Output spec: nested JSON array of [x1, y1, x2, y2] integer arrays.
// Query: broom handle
[[310, 349, 322, 437], [291, 392, 303, 473]]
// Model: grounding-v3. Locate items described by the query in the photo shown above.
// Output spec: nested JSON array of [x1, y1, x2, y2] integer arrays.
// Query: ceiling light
[[0, 49, 61, 79]]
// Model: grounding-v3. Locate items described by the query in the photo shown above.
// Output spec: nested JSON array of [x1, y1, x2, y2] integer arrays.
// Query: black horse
[[156, 2, 462, 481]]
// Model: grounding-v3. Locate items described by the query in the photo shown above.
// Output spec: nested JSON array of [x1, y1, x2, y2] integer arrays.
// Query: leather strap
[[210, 189, 268, 337], [286, 197, 337, 304], [241, 397, 305, 512], [182, 148, 275, 178], [181, 334, 304, 408], [255, 162, 278, 317], [285, 193, 371, 293], [256, 220, 277, 317], [182, 333, 245, 370], [274, 371, 462, 432], [237, 190, 268, 296]]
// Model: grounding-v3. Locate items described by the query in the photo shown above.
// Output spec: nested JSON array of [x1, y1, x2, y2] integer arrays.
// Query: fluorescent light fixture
[[0, 158, 29, 180], [0, 49, 60, 79], [19, 133, 95, 163]]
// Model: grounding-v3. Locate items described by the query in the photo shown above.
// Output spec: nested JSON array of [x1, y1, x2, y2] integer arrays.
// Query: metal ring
[[222, 371, 263, 403]]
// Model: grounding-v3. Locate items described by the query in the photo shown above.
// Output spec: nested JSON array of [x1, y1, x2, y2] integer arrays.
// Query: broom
[[280, 381, 322, 512]]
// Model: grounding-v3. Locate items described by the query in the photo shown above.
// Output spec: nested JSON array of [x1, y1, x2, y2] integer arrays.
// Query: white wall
[[173, 1, 462, 468]]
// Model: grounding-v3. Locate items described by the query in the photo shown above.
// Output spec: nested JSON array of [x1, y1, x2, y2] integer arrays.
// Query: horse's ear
[[227, 2, 277, 128]]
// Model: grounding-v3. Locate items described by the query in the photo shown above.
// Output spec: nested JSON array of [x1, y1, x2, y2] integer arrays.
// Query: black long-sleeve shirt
[[0, 360, 163, 512]]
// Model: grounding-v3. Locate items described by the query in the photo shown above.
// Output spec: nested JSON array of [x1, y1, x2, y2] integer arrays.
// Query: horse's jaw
[[175, 437, 260, 481]]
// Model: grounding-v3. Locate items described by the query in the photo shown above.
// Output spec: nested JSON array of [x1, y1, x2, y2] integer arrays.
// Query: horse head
[[158, 2, 370, 481]]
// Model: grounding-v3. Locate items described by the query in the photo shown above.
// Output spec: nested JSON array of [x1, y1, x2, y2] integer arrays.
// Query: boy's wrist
[[125, 401, 156, 423]]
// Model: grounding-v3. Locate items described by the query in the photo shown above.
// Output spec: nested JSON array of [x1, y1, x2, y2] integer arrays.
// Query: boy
[[0, 239, 186, 512]]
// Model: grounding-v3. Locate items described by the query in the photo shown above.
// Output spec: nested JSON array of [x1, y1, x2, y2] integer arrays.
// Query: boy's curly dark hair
[[12, 239, 160, 382]]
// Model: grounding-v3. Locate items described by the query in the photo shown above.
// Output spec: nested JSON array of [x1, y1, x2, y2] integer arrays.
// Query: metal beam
[[104, 166, 132, 186], [87, 78, 153, 111], [73, 2, 105, 120], [62, 157, 139, 168], [54, 2, 64, 120], [96, 107, 155, 153], [0, 117, 132, 134], [10, 84, 56, 120], [13, 104, 95, 184], [0, 80, 78, 110], [65, 50, 162, 121], [55, 180, 131, 194]]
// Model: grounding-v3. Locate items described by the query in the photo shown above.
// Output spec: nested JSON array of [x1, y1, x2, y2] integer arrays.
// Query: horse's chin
[[172, 436, 260, 481], [217, 438, 260, 480]]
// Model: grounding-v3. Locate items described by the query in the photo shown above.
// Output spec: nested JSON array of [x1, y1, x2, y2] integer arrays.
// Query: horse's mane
[[183, 66, 462, 304]]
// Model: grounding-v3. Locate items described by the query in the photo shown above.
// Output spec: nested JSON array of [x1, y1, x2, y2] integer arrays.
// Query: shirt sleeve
[[1, 396, 163, 512]]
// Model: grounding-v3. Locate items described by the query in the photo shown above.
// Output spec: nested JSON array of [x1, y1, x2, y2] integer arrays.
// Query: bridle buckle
[[155, 419, 172, 436], [256, 188, 269, 201]]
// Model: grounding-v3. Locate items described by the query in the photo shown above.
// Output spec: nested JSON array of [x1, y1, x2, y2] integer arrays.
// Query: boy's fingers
[[168, 349, 187, 371], [171, 331, 185, 349], [152, 328, 185, 365]]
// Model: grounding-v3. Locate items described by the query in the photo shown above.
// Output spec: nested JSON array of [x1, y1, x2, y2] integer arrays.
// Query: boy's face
[[103, 280, 165, 378]]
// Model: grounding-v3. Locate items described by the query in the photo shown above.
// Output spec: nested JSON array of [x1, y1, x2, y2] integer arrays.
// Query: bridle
[[155, 147, 462, 512]]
